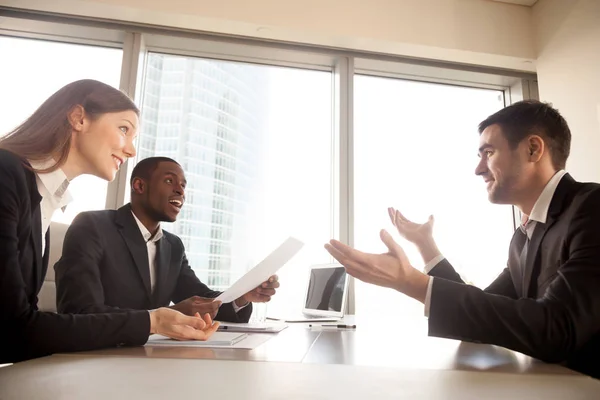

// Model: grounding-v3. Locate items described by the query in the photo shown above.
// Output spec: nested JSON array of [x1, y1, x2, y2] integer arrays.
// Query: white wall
[[533, 0, 600, 182], [2, 0, 535, 71]]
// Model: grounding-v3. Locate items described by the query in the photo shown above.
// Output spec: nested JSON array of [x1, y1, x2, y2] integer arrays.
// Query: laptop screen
[[304, 266, 347, 312]]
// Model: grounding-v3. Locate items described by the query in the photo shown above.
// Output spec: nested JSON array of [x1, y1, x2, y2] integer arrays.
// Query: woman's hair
[[0, 79, 139, 173]]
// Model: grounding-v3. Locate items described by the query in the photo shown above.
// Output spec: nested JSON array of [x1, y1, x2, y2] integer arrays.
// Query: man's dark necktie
[[519, 219, 532, 276], [520, 231, 529, 272]]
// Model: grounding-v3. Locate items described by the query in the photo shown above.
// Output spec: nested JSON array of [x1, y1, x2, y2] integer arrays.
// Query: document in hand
[[215, 237, 304, 304], [147, 332, 248, 347]]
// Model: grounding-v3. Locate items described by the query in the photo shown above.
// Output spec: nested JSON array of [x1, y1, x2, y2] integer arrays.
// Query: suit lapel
[[115, 205, 152, 300], [522, 221, 553, 297], [522, 174, 575, 297], [30, 202, 44, 290], [26, 164, 44, 291], [153, 237, 172, 306], [508, 228, 527, 297]]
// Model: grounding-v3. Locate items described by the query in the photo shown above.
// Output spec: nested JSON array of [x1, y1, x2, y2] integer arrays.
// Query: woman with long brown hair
[[0, 79, 217, 364]]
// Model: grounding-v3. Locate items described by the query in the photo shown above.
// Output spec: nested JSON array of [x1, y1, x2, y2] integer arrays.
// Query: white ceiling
[[491, 0, 538, 6]]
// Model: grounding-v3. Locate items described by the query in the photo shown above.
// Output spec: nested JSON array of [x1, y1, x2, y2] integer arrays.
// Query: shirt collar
[[528, 170, 567, 224], [131, 210, 163, 243], [29, 158, 73, 206]]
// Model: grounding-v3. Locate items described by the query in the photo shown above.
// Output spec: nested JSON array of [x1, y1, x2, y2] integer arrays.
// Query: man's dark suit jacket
[[0, 149, 149, 364], [427, 174, 600, 378], [55, 204, 253, 323]]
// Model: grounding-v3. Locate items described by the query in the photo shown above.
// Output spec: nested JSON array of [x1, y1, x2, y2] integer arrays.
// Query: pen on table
[[309, 324, 357, 329]]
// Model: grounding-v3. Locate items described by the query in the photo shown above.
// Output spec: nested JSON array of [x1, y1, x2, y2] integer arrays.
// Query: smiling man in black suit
[[56, 157, 279, 322], [325, 101, 600, 378]]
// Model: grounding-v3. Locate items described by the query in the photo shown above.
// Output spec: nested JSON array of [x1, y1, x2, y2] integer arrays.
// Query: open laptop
[[268, 263, 349, 323]]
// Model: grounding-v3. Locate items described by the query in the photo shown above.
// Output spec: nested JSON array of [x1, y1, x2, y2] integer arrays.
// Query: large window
[[134, 53, 334, 315], [0, 36, 123, 223], [354, 75, 514, 319], [1, 17, 535, 319]]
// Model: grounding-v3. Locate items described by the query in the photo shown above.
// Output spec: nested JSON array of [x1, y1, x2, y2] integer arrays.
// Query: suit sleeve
[[428, 191, 600, 363], [55, 213, 132, 314], [171, 250, 253, 323], [428, 259, 465, 283], [0, 161, 149, 363], [429, 258, 518, 298]]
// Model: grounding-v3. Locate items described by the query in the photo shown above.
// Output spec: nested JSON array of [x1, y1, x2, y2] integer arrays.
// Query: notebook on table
[[217, 322, 288, 333], [146, 332, 248, 347]]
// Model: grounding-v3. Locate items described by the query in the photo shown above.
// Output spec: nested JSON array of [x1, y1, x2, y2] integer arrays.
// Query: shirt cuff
[[232, 300, 250, 313], [423, 254, 445, 274], [424, 277, 434, 318]]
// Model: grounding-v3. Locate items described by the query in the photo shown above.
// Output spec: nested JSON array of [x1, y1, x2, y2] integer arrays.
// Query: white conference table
[[0, 316, 598, 399]]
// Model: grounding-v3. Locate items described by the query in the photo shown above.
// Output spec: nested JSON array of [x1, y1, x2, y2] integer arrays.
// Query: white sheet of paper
[[215, 237, 304, 304]]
